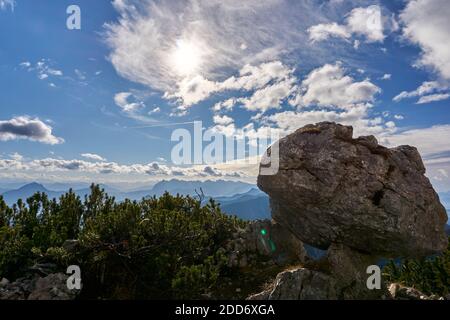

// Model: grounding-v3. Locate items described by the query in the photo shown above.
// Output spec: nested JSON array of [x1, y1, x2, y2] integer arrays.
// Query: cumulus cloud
[[400, 0, 450, 79], [213, 115, 234, 126], [308, 5, 395, 44], [346, 5, 386, 42], [238, 79, 295, 113], [393, 81, 450, 103], [261, 104, 395, 138], [0, 116, 64, 144], [210, 62, 378, 116], [291, 62, 380, 109], [308, 22, 351, 42], [207, 61, 388, 159], [114, 92, 145, 112], [165, 60, 296, 109], [81, 153, 107, 162]]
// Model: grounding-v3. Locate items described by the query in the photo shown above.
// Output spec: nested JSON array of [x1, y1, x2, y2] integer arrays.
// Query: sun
[[170, 39, 203, 77]]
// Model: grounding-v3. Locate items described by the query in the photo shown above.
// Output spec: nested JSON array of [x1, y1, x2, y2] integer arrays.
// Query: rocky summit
[[258, 122, 448, 258]]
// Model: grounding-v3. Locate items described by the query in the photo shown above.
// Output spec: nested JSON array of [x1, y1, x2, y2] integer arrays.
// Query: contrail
[[126, 121, 199, 129]]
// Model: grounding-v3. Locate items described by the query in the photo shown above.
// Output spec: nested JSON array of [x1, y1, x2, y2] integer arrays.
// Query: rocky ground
[[0, 264, 77, 300]]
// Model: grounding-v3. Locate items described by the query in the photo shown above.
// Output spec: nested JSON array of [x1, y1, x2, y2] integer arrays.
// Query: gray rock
[[389, 283, 427, 300], [0, 278, 9, 287], [29, 263, 58, 276], [258, 122, 448, 257], [28, 273, 76, 300], [1, 273, 78, 300], [248, 267, 337, 300], [327, 243, 388, 300]]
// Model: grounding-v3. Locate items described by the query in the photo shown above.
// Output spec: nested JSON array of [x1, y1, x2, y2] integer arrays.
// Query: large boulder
[[258, 122, 448, 258]]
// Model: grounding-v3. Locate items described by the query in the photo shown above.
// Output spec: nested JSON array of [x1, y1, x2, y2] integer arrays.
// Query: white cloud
[[165, 60, 296, 108], [237, 79, 295, 113], [0, 116, 64, 145], [382, 124, 450, 158], [400, 0, 450, 79], [308, 22, 351, 42], [81, 153, 107, 162], [105, 0, 355, 113], [416, 93, 450, 104], [291, 62, 380, 109], [9, 152, 23, 161], [148, 107, 161, 115], [261, 104, 395, 138], [105, 0, 307, 92], [114, 92, 145, 112], [346, 5, 385, 43], [213, 98, 237, 113], [381, 73, 391, 80], [308, 5, 390, 44], [0, 156, 247, 180], [19, 61, 31, 68], [213, 115, 234, 126], [20, 59, 64, 81], [47, 68, 63, 76], [0, 0, 14, 11], [393, 81, 449, 103]]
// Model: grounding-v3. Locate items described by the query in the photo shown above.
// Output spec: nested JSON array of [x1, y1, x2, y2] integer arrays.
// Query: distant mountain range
[[2, 181, 449, 225], [149, 179, 254, 198], [210, 188, 270, 220], [0, 180, 266, 220]]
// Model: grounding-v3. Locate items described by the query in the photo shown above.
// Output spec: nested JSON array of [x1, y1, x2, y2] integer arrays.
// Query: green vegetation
[[0, 185, 246, 299], [383, 240, 450, 297]]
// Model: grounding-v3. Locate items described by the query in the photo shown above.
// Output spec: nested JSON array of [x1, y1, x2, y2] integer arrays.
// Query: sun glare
[[170, 39, 202, 77]]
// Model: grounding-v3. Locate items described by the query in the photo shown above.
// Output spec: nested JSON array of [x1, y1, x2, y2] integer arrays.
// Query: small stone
[[0, 278, 10, 287]]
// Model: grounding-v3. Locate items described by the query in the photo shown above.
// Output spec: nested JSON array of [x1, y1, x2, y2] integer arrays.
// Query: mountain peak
[[21, 182, 46, 190]]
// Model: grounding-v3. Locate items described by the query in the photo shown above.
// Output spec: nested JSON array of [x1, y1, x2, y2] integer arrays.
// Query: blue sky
[[1, 0, 450, 191]]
